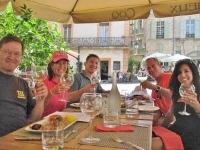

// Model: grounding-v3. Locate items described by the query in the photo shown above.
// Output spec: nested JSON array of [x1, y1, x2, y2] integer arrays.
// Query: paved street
[[101, 82, 153, 95], [100, 75, 155, 95]]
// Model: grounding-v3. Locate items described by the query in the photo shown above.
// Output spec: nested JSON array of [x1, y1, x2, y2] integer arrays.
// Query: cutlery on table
[[120, 123, 149, 128], [64, 126, 79, 140], [110, 133, 144, 150]]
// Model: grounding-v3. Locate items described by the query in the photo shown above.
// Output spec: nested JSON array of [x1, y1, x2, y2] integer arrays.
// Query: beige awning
[[0, 0, 200, 23]]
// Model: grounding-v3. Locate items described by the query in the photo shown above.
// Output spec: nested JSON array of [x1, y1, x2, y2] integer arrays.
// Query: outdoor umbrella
[[0, 0, 200, 23], [141, 52, 171, 68], [162, 54, 191, 62], [67, 50, 79, 59]]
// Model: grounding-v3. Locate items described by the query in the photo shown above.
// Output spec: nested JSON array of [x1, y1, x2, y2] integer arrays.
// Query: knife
[[120, 123, 149, 128], [14, 137, 41, 141]]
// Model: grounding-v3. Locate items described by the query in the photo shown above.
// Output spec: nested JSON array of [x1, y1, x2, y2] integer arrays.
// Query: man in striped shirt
[[68, 54, 108, 107]]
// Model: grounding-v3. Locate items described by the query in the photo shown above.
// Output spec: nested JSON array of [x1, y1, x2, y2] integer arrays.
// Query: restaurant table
[[0, 108, 153, 150]]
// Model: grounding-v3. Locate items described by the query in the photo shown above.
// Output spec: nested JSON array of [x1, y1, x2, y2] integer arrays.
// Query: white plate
[[70, 103, 80, 108], [138, 106, 159, 112], [25, 117, 77, 133]]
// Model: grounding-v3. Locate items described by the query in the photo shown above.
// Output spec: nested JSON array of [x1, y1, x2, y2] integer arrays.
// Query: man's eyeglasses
[[0, 49, 22, 57]]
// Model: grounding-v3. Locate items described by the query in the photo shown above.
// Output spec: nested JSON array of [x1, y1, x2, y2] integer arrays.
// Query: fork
[[64, 126, 79, 140], [110, 134, 144, 150]]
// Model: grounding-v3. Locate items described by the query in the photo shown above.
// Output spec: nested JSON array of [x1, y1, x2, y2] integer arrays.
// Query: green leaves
[[0, 4, 67, 70]]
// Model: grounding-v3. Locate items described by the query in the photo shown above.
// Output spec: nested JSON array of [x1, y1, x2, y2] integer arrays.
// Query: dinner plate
[[25, 116, 77, 133], [70, 103, 80, 108], [138, 106, 159, 112]]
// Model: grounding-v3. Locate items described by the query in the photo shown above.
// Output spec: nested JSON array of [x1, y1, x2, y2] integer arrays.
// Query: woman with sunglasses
[[152, 59, 200, 150]]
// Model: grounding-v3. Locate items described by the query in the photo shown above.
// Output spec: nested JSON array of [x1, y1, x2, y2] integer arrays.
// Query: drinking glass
[[32, 66, 46, 83], [90, 72, 101, 92], [42, 123, 64, 150], [39, 66, 48, 80], [137, 68, 148, 82], [137, 68, 148, 90], [59, 73, 74, 102], [178, 84, 195, 116], [80, 93, 103, 143]]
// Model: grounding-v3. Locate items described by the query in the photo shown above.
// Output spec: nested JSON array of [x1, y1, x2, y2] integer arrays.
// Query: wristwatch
[[155, 86, 161, 93]]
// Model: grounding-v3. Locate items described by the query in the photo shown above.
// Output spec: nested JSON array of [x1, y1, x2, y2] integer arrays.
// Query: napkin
[[153, 126, 184, 150], [96, 125, 134, 132]]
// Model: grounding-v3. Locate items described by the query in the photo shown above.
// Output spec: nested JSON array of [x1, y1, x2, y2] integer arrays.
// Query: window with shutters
[[156, 21, 164, 39], [175, 46, 181, 54], [99, 23, 109, 46], [186, 20, 195, 38], [63, 24, 72, 43]]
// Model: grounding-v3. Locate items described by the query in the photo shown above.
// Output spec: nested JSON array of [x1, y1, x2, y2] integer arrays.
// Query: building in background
[[58, 12, 200, 78], [144, 12, 200, 65], [60, 18, 132, 80]]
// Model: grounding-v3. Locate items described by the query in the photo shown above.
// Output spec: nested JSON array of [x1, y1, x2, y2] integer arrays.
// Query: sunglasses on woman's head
[[175, 59, 193, 65]]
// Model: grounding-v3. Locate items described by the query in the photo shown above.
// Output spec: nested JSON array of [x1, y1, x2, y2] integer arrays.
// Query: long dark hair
[[169, 59, 200, 102], [47, 61, 69, 81]]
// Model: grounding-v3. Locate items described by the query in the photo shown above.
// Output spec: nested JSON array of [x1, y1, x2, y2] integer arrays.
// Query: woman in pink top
[[42, 50, 71, 118]]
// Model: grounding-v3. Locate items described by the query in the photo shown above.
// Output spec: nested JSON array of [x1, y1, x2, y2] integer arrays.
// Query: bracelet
[[49, 89, 55, 96]]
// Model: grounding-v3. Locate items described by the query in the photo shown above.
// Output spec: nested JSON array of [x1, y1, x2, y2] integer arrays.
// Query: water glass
[[103, 108, 119, 128], [125, 99, 139, 118], [42, 124, 64, 150]]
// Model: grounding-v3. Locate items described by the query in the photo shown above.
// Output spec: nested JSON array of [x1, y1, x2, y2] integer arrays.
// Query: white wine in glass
[[90, 73, 101, 92], [137, 68, 148, 82], [32, 66, 45, 83], [24, 73, 36, 99], [178, 84, 195, 116], [80, 93, 103, 143], [137, 68, 148, 90], [59, 73, 74, 102]]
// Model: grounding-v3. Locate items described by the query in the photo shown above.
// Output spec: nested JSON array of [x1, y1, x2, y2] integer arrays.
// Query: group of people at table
[[0, 34, 200, 150]]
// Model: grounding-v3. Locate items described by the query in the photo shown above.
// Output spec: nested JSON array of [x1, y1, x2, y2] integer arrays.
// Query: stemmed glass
[[137, 68, 148, 90], [90, 72, 101, 92], [178, 84, 195, 116], [27, 76, 36, 99], [31, 66, 46, 83], [59, 73, 74, 102], [80, 93, 103, 143]]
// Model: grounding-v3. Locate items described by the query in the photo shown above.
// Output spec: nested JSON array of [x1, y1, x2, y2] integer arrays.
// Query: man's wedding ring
[[190, 100, 193, 103]]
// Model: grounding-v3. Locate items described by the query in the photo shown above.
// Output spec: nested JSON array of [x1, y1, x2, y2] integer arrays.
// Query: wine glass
[[90, 72, 101, 92], [59, 73, 74, 102], [80, 93, 103, 143], [137, 68, 148, 90], [27, 77, 36, 99], [39, 66, 48, 80], [178, 84, 195, 116], [20, 72, 36, 99], [31, 66, 45, 83]]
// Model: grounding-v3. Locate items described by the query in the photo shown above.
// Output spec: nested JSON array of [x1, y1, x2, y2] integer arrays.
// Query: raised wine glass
[[21, 72, 36, 99], [59, 73, 74, 102], [137, 68, 148, 90], [31, 66, 46, 83], [178, 84, 195, 116], [90, 72, 101, 92], [27, 77, 36, 99], [80, 93, 103, 143]]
